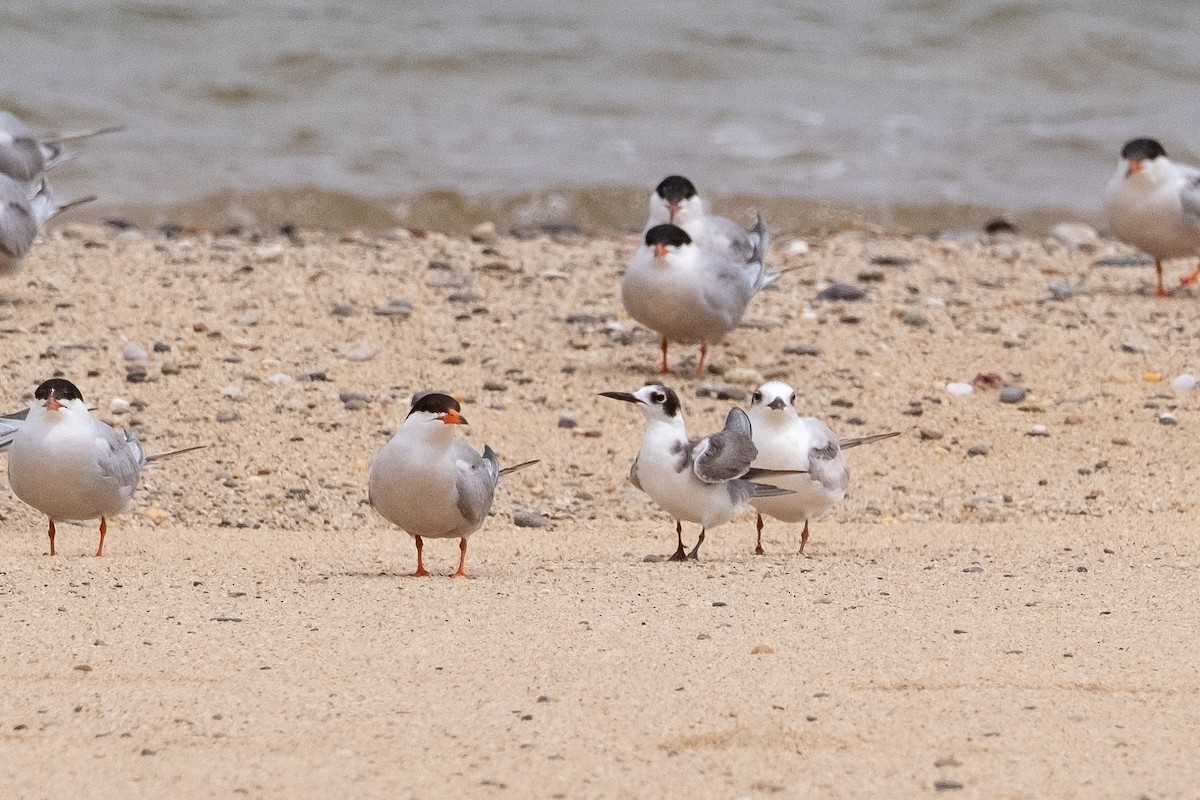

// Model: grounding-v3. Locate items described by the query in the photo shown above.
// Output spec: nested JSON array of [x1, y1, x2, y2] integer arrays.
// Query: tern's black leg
[[668, 521, 688, 561], [687, 528, 706, 560]]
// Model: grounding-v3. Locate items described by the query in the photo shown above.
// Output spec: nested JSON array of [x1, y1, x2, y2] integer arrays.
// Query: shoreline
[[65, 183, 1093, 239]]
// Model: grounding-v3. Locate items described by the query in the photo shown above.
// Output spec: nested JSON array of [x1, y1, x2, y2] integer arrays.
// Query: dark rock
[[816, 283, 866, 302], [999, 386, 1026, 404], [513, 511, 549, 529], [783, 343, 823, 357]]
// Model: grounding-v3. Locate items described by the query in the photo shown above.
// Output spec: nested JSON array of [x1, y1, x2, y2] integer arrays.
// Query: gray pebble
[[642, 554, 665, 563], [962, 566, 984, 573], [902, 310, 926, 327], [815, 283, 866, 302], [483, 381, 507, 392], [695, 383, 748, 402], [999, 386, 1026, 404], [330, 303, 356, 317], [1158, 412, 1178, 426], [152, 341, 171, 353], [215, 410, 240, 423], [513, 510, 549, 529], [783, 343, 823, 357], [919, 429, 943, 441], [442, 355, 465, 365], [373, 299, 413, 318], [967, 445, 989, 456], [1120, 341, 1148, 354]]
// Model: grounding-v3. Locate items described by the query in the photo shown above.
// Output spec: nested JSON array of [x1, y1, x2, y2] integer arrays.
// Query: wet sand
[[2, 223, 1199, 798]]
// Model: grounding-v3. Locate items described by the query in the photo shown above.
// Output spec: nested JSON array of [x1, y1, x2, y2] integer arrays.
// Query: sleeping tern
[[368, 391, 537, 577], [6, 378, 204, 556], [622, 220, 773, 376], [746, 381, 898, 555], [1102, 137, 1200, 296], [600, 383, 798, 561]]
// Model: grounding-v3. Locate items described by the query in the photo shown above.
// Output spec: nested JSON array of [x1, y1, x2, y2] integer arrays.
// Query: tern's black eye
[[752, 391, 762, 404], [789, 393, 796, 405], [651, 392, 665, 404]]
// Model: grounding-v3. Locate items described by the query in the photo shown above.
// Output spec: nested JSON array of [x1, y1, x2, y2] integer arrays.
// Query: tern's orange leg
[[687, 528, 707, 560], [1180, 259, 1200, 286], [799, 519, 810, 555], [694, 342, 708, 377], [1156, 260, 1171, 297], [411, 535, 430, 577], [668, 521, 687, 561], [754, 513, 765, 555], [659, 338, 670, 375], [48, 519, 56, 556], [452, 537, 468, 578], [95, 517, 107, 557]]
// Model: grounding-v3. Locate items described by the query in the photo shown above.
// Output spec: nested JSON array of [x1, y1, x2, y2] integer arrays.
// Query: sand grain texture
[[1, 226, 1199, 798]]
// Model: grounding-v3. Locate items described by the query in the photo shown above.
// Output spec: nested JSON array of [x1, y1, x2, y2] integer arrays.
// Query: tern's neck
[[642, 415, 687, 449]]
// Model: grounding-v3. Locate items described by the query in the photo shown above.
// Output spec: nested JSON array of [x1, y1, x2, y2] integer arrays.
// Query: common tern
[[5, 378, 204, 556], [622, 221, 773, 376], [746, 381, 898, 555], [368, 391, 537, 577], [1102, 137, 1200, 296], [645, 174, 767, 263], [600, 384, 798, 561], [0, 111, 121, 184], [1, 175, 95, 275]]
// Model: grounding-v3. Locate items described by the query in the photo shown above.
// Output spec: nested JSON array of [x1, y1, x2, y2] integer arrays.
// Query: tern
[[645, 174, 767, 263], [0, 111, 121, 184], [1, 175, 95, 275], [6, 378, 204, 556], [600, 383, 798, 561], [622, 221, 773, 376], [368, 391, 537, 577], [746, 381, 898, 555], [1102, 137, 1200, 296]]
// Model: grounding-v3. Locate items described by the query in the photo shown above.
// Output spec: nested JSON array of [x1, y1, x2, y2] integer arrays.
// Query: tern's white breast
[[369, 434, 473, 539]]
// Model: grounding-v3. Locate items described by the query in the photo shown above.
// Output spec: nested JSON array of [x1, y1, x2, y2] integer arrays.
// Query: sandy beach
[[2, 222, 1200, 798]]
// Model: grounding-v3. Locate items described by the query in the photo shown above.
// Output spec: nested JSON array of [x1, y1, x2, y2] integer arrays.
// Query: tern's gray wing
[[0, 112, 45, 182], [723, 407, 752, 437], [0, 408, 25, 451], [689, 429, 758, 484], [96, 424, 142, 498], [806, 420, 850, 496], [0, 177, 37, 262], [1180, 167, 1200, 229], [454, 441, 499, 528]]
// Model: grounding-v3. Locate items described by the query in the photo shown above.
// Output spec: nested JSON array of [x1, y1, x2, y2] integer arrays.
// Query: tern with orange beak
[[644, 175, 767, 264], [1102, 138, 1200, 296], [5, 378, 203, 556], [368, 391, 537, 577], [622, 219, 773, 376]]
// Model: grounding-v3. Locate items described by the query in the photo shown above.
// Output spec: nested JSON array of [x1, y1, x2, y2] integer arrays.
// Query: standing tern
[[6, 378, 204, 556], [1102, 137, 1200, 296], [622, 221, 774, 376], [645, 174, 768, 263], [600, 384, 798, 561], [1, 175, 95, 275], [746, 381, 898, 555], [368, 391, 537, 577]]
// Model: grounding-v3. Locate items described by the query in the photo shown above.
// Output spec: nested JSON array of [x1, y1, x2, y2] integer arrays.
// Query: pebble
[[946, 383, 973, 396], [339, 392, 370, 410], [483, 381, 507, 392], [330, 303, 356, 318], [786, 239, 809, 255], [1158, 412, 1177, 426], [919, 429, 943, 440], [1048, 280, 1089, 300], [469, 221, 498, 244], [967, 445, 990, 457], [1119, 341, 1148, 354], [254, 243, 286, 262], [109, 397, 131, 414], [998, 386, 1026, 404], [783, 343, 823, 357], [152, 341, 171, 353], [373, 299, 414, 318], [815, 283, 866, 302], [750, 644, 775, 655], [1171, 374, 1196, 392], [343, 342, 376, 362], [215, 410, 240, 423], [266, 373, 295, 386], [696, 383, 748, 402], [1028, 424, 1049, 437], [902, 310, 926, 327], [513, 510, 549, 529], [1049, 222, 1099, 252], [221, 385, 245, 401]]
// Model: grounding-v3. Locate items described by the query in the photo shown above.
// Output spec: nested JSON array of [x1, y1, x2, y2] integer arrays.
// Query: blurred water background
[[4, 0, 1199, 233]]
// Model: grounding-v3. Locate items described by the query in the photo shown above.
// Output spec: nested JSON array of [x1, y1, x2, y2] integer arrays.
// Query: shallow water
[[4, 0, 1199, 225]]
